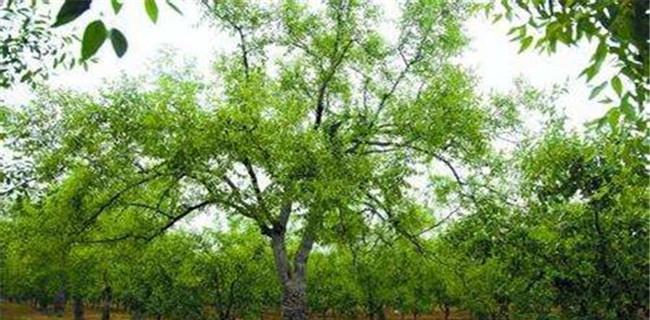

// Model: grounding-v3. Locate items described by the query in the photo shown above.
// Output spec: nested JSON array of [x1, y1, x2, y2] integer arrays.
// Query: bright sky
[[3, 0, 608, 127], [1, 1, 610, 231]]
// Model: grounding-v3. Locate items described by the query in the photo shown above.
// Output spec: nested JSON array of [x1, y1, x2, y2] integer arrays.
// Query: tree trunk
[[443, 305, 450, 320], [38, 298, 48, 313], [131, 308, 145, 320], [374, 308, 386, 320], [101, 285, 112, 320], [281, 279, 308, 320], [53, 290, 66, 316], [73, 296, 85, 320], [268, 223, 314, 320]]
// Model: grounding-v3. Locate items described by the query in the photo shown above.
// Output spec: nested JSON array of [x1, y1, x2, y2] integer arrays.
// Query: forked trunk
[[268, 223, 314, 320]]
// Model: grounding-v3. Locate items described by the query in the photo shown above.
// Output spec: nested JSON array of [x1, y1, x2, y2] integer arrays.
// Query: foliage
[[492, 0, 649, 126], [437, 123, 649, 319], [0, 1, 647, 320], [51, 0, 183, 61], [0, 2, 75, 88]]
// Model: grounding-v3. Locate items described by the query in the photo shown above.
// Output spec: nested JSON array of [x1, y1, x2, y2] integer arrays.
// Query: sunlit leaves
[[145, 0, 159, 23], [111, 0, 124, 14], [517, 36, 533, 53]]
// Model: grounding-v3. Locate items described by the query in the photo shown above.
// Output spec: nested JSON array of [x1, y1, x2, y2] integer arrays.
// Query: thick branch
[[122, 202, 173, 219], [242, 159, 267, 213], [293, 228, 315, 279], [146, 199, 214, 240], [76, 173, 162, 235], [314, 39, 355, 129]]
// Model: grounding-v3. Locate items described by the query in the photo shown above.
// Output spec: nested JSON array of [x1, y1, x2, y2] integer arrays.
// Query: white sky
[[1, 1, 611, 231], [3, 0, 609, 127]]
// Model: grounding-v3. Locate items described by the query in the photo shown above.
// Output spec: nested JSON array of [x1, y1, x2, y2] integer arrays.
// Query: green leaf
[[620, 95, 636, 121], [111, 0, 124, 14], [20, 71, 33, 83], [579, 64, 598, 82], [81, 20, 108, 61], [145, 0, 159, 23], [109, 29, 128, 57], [606, 107, 620, 129], [589, 40, 607, 78], [506, 26, 519, 36], [518, 36, 534, 53], [52, 0, 92, 27], [166, 0, 183, 15], [636, 118, 647, 131], [611, 76, 622, 97], [589, 81, 607, 100]]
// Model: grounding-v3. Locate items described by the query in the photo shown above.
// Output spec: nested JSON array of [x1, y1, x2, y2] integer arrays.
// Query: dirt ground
[[0, 302, 471, 320], [0, 303, 130, 320]]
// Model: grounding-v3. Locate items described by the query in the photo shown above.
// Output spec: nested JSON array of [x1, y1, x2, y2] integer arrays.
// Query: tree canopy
[[0, 1, 647, 320]]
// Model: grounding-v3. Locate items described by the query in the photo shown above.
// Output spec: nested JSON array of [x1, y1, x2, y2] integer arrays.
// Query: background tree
[[194, 223, 280, 320], [433, 95, 649, 319]]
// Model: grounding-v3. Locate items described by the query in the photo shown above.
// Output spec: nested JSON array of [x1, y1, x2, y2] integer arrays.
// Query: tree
[[194, 223, 280, 320], [2, 0, 497, 318], [515, 126, 648, 318], [307, 249, 361, 318], [109, 234, 205, 320], [435, 105, 649, 319]]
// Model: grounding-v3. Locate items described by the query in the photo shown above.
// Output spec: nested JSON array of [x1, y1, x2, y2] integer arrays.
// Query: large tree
[[2, 0, 505, 318]]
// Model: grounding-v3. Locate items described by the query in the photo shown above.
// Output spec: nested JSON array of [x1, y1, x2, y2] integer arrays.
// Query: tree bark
[[53, 289, 66, 316], [73, 296, 85, 320], [37, 297, 48, 313], [281, 279, 308, 320], [101, 285, 112, 320], [373, 308, 386, 320], [268, 222, 314, 320], [131, 308, 145, 320]]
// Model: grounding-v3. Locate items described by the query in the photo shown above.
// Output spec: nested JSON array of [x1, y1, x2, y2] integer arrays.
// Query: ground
[[0, 303, 129, 320], [0, 302, 471, 319]]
